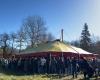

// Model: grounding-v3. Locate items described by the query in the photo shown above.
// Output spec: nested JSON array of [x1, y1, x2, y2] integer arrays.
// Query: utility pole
[[61, 29, 63, 42]]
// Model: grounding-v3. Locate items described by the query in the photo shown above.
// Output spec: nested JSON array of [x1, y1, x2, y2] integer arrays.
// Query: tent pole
[[61, 52, 64, 62], [49, 53, 51, 73], [61, 29, 63, 42]]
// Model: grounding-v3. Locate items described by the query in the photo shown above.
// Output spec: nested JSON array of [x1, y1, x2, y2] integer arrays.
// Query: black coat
[[79, 59, 94, 78]]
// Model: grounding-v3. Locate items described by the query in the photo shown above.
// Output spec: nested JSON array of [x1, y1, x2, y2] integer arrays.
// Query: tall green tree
[[80, 23, 91, 51]]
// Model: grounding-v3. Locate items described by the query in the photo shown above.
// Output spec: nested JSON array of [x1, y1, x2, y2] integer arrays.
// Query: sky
[[0, 0, 100, 41]]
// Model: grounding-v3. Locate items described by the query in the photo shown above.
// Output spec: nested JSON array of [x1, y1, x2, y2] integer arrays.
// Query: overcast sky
[[0, 0, 100, 41]]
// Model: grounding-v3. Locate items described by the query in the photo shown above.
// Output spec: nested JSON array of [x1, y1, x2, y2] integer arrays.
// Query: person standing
[[71, 57, 77, 78], [40, 57, 46, 74], [79, 57, 94, 79], [67, 57, 72, 75]]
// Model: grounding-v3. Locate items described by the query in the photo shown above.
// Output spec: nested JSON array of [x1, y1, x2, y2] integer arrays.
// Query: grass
[[0, 67, 99, 80], [0, 74, 47, 80], [0, 73, 99, 80]]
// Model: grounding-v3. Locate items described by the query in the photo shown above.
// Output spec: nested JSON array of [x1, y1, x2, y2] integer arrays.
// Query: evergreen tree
[[80, 23, 91, 51]]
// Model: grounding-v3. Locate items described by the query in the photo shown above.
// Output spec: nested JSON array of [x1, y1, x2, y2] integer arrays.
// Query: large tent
[[15, 40, 95, 58]]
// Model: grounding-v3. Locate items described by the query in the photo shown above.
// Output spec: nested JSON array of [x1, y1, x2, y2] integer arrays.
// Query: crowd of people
[[0, 55, 99, 79]]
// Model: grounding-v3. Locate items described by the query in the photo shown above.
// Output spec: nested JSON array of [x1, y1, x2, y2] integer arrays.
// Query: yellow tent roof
[[21, 40, 93, 56], [22, 41, 76, 54]]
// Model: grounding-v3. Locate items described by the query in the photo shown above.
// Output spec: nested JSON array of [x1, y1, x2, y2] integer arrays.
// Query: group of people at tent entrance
[[0, 55, 99, 79], [0, 40, 99, 79]]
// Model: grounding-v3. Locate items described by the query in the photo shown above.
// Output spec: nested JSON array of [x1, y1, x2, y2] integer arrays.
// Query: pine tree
[[80, 23, 91, 51]]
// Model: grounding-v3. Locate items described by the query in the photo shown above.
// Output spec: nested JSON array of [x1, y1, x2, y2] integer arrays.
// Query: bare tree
[[22, 16, 47, 47], [10, 32, 17, 54], [0, 33, 10, 58], [39, 34, 48, 43], [16, 27, 25, 53], [47, 33, 55, 41]]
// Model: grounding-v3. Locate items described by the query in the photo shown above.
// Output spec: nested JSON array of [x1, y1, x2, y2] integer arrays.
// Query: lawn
[[0, 73, 99, 80], [0, 67, 99, 80], [0, 74, 49, 80]]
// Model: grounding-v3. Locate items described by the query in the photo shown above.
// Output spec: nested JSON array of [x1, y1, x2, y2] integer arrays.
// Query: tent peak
[[45, 39, 61, 43], [54, 39, 61, 42]]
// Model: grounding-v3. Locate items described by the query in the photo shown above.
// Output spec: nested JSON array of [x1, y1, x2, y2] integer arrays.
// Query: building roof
[[21, 40, 92, 55]]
